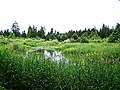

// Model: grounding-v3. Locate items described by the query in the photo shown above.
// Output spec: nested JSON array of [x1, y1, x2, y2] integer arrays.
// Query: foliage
[[99, 24, 113, 38], [3, 29, 10, 37], [71, 33, 78, 40], [1, 21, 120, 43], [1, 21, 120, 89], [88, 31, 102, 43], [27, 25, 37, 38], [0, 35, 9, 45], [0, 85, 6, 90], [108, 25, 120, 43], [11, 21, 21, 37], [37, 26, 45, 39], [88, 31, 99, 39], [21, 30, 26, 38], [0, 43, 120, 90], [78, 36, 89, 43]]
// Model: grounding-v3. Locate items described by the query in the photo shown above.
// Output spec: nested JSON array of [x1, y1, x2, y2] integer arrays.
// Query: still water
[[26, 48, 68, 62]]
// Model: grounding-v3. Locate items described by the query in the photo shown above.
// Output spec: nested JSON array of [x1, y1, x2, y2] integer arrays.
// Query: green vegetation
[[0, 37, 120, 90], [1, 21, 120, 43], [108, 23, 120, 43], [0, 21, 120, 89]]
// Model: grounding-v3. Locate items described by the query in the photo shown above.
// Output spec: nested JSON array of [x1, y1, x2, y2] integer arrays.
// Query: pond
[[26, 48, 68, 62]]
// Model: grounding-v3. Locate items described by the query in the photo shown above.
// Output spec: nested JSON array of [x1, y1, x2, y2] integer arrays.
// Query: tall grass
[[0, 42, 120, 90]]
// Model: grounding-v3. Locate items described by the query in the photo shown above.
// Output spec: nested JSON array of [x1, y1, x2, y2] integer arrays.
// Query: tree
[[67, 30, 74, 38], [46, 28, 56, 40], [50, 28, 54, 34], [115, 23, 120, 29], [59, 34, 67, 41], [21, 30, 26, 38], [88, 30, 100, 39], [27, 25, 37, 38], [4, 29, 10, 37], [99, 24, 112, 38], [108, 24, 120, 43], [45, 32, 50, 40], [80, 28, 88, 37], [32, 25, 37, 38], [11, 21, 21, 37], [27, 25, 32, 38], [37, 26, 45, 39], [55, 31, 60, 41], [0, 30, 4, 36]]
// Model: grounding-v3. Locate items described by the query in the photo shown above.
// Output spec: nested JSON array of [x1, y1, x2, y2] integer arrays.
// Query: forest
[[0, 21, 120, 43]]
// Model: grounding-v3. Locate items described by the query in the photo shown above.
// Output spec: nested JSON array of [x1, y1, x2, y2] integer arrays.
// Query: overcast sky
[[0, 0, 120, 33]]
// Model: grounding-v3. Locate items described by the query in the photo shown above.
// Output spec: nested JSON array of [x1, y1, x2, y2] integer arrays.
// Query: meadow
[[0, 37, 120, 90]]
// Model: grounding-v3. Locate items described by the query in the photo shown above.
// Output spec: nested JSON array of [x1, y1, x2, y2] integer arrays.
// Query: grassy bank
[[0, 38, 120, 90]]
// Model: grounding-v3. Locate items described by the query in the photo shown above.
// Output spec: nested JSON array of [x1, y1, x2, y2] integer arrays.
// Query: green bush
[[70, 38, 77, 43], [78, 37, 89, 43], [89, 39, 102, 43], [71, 33, 78, 40]]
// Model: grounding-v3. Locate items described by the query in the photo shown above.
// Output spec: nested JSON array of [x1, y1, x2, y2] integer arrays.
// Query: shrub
[[89, 39, 102, 43], [71, 33, 78, 40], [70, 38, 77, 43], [78, 37, 89, 43]]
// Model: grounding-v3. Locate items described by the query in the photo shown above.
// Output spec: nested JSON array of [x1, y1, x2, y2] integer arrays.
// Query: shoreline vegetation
[[0, 37, 120, 90], [0, 21, 120, 89]]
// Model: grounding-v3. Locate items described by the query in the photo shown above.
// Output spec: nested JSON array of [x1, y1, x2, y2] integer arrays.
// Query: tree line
[[0, 21, 120, 43]]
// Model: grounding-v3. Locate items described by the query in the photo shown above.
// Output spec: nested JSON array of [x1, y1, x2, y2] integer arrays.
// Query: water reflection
[[26, 49, 68, 62], [44, 50, 67, 61]]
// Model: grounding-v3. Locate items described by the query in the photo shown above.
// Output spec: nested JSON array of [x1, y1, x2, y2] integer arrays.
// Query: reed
[[0, 41, 120, 90]]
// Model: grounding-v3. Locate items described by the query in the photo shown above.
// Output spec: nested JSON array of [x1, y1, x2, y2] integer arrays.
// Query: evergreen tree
[[60, 34, 67, 41], [88, 30, 100, 39], [115, 23, 120, 29], [45, 32, 50, 40], [99, 24, 112, 38], [78, 30, 82, 36], [67, 30, 74, 38], [32, 25, 37, 38], [21, 30, 26, 38], [0, 30, 4, 36], [55, 32, 61, 41], [11, 21, 21, 37], [81, 28, 88, 37], [4, 29, 10, 37], [37, 26, 45, 39], [27, 25, 37, 38], [108, 23, 120, 42], [27, 25, 32, 38], [46, 28, 56, 40]]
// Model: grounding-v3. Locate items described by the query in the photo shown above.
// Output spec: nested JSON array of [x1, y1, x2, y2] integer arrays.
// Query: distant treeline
[[0, 21, 120, 43]]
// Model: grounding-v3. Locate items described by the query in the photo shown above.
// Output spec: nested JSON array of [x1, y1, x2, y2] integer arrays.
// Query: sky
[[0, 0, 120, 33]]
